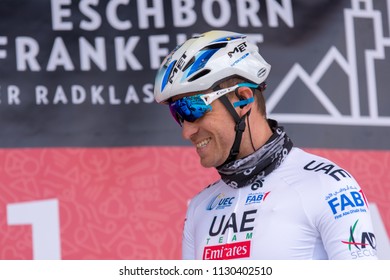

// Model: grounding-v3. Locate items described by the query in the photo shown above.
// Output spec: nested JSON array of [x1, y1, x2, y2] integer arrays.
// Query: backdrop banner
[[0, 0, 389, 259]]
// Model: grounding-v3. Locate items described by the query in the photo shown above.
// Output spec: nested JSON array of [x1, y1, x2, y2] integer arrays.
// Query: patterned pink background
[[0, 147, 389, 259]]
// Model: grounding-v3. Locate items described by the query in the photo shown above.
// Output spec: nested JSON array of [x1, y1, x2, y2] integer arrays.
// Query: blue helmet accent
[[161, 60, 177, 92], [186, 49, 219, 78]]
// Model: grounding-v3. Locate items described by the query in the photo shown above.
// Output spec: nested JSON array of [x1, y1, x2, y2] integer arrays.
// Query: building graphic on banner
[[268, 0, 390, 126]]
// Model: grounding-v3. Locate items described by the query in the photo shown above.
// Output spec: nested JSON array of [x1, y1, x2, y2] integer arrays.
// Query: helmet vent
[[188, 69, 211, 82], [202, 42, 227, 50]]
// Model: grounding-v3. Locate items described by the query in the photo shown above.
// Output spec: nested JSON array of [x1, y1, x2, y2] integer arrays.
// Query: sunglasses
[[168, 82, 260, 126]]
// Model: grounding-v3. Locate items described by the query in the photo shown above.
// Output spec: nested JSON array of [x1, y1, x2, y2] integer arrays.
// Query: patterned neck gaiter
[[217, 119, 293, 188]]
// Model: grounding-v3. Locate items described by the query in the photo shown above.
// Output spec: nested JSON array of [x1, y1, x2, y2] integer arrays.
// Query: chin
[[200, 162, 213, 168], [200, 157, 224, 168], [199, 159, 216, 168]]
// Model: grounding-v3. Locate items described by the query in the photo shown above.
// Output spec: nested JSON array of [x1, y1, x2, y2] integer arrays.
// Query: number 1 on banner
[[7, 199, 61, 260]]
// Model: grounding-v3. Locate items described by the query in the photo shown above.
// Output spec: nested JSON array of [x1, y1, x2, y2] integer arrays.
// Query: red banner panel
[[0, 147, 388, 259]]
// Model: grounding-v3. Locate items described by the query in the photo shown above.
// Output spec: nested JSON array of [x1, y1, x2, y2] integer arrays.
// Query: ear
[[234, 87, 254, 116]]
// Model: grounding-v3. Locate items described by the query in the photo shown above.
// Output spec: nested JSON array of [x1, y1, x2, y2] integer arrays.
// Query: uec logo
[[206, 193, 235, 211]]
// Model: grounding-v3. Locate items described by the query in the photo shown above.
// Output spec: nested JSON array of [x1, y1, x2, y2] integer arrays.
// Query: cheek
[[203, 103, 236, 142], [210, 119, 235, 145]]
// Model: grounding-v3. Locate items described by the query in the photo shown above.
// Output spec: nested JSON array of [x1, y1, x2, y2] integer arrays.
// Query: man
[[154, 30, 378, 259]]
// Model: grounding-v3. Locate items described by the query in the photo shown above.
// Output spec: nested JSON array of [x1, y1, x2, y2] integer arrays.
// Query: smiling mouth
[[196, 137, 211, 148]]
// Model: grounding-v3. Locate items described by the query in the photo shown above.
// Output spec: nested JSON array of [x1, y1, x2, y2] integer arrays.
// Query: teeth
[[196, 138, 211, 148]]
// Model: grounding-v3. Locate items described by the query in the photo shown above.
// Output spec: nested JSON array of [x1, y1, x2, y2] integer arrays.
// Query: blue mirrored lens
[[169, 95, 212, 126]]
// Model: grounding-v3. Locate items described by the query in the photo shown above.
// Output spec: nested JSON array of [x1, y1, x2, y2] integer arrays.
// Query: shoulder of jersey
[[279, 147, 358, 188]]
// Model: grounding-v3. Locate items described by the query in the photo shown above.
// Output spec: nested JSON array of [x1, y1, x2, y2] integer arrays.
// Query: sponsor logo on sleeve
[[325, 186, 368, 219], [342, 219, 377, 259]]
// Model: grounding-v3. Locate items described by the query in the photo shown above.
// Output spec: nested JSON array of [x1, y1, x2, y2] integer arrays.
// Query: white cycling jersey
[[182, 147, 378, 260]]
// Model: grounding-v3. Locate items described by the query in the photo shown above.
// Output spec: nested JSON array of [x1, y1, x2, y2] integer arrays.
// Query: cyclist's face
[[181, 98, 236, 168]]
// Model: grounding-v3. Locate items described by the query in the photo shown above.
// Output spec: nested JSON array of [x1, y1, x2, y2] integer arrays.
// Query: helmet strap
[[218, 95, 250, 165]]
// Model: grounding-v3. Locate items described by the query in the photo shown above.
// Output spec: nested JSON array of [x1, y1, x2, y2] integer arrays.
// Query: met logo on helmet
[[228, 42, 247, 57], [168, 53, 187, 84]]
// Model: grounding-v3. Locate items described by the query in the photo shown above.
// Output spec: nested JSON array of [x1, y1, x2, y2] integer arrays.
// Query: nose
[[181, 120, 199, 140]]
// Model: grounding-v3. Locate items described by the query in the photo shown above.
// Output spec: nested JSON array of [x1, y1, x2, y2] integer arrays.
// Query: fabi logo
[[326, 188, 368, 219], [342, 219, 377, 259], [245, 191, 270, 205], [206, 193, 235, 211]]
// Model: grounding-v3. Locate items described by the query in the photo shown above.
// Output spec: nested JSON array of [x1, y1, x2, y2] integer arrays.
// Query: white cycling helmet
[[154, 30, 271, 103]]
